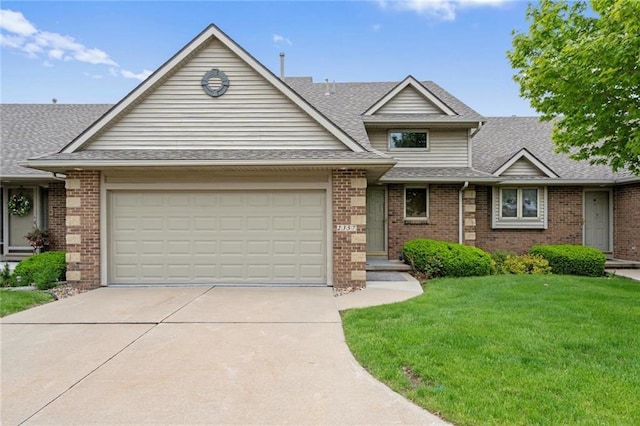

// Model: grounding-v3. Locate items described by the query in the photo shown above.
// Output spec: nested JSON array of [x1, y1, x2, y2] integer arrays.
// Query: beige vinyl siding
[[368, 128, 468, 167], [376, 86, 444, 115], [86, 39, 345, 150], [500, 158, 546, 176]]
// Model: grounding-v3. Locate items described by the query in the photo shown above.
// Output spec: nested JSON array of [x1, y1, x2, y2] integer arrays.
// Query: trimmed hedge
[[14, 251, 66, 290], [529, 245, 605, 277], [403, 239, 492, 278]]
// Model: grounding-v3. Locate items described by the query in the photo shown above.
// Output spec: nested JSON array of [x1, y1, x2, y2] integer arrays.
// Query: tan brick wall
[[332, 170, 366, 290], [65, 171, 101, 290], [475, 186, 582, 254], [46, 181, 66, 251], [387, 184, 460, 260], [614, 183, 640, 261]]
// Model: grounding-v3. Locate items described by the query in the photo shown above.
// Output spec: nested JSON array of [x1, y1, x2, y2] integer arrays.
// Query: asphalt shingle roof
[[32, 149, 392, 162], [285, 78, 484, 150], [0, 104, 110, 178], [472, 117, 633, 181]]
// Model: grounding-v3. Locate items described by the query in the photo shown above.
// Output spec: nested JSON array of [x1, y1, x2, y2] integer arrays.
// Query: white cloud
[[1, 8, 136, 77], [372, 23, 382, 31], [273, 34, 292, 45], [0, 33, 24, 48], [0, 9, 37, 36], [121, 69, 152, 81], [377, 0, 507, 21]]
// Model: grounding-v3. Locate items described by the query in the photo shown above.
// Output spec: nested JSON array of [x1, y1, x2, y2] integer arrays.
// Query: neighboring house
[[1, 24, 638, 290]]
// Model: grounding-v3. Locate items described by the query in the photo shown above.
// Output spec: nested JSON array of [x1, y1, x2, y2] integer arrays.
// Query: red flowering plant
[[24, 228, 50, 253]]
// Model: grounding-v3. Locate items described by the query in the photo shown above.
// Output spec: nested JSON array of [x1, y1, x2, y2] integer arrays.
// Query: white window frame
[[492, 186, 547, 229], [500, 187, 540, 220], [404, 185, 429, 221], [388, 130, 429, 151]]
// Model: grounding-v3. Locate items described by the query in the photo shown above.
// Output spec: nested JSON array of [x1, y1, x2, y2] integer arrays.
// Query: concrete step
[[605, 259, 640, 269], [366, 260, 412, 272]]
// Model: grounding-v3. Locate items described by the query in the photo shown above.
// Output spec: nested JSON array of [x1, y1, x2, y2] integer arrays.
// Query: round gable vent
[[201, 68, 229, 97]]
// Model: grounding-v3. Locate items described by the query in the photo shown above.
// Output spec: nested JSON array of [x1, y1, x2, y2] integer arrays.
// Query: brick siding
[[332, 169, 367, 290], [614, 183, 640, 261], [387, 184, 460, 260], [475, 186, 583, 254], [46, 181, 66, 251], [65, 170, 101, 290]]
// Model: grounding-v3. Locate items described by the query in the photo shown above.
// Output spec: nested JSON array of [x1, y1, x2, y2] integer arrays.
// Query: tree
[[508, 0, 640, 175]]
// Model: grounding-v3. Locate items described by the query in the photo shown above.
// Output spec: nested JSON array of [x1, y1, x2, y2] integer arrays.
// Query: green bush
[[14, 251, 66, 288], [403, 239, 492, 278], [529, 245, 605, 277], [503, 254, 552, 275], [1, 263, 18, 287], [491, 250, 516, 274]]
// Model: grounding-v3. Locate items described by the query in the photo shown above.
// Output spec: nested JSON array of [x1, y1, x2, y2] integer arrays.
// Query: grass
[[342, 274, 640, 425], [0, 289, 54, 317]]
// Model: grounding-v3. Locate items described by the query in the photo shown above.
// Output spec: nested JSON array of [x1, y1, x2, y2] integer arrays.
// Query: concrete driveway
[[1, 286, 445, 425]]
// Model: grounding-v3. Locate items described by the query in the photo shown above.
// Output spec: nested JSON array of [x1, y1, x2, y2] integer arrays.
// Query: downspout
[[459, 181, 469, 244]]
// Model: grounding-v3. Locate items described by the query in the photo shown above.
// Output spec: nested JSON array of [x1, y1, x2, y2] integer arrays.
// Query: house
[[1, 24, 638, 290]]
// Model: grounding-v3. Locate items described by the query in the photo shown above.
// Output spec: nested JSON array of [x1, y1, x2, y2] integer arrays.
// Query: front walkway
[[1, 283, 441, 425]]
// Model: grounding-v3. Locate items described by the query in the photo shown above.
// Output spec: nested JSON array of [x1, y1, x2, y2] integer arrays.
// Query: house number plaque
[[336, 224, 357, 232]]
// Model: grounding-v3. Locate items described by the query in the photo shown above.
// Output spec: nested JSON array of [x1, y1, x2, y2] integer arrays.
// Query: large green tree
[[508, 0, 640, 175]]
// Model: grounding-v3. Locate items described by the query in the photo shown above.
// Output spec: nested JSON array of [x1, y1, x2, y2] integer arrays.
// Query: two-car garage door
[[108, 190, 326, 285]]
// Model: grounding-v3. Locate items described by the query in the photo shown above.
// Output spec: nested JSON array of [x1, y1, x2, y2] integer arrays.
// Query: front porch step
[[366, 259, 412, 272], [605, 259, 640, 269]]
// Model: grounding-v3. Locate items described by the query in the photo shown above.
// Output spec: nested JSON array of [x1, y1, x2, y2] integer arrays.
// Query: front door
[[366, 187, 386, 254], [3, 187, 39, 256], [584, 190, 610, 252]]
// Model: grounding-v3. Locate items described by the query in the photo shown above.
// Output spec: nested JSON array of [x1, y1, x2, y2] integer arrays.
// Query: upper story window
[[389, 131, 428, 150]]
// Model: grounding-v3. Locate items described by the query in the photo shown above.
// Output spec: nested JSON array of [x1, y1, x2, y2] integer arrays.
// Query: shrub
[[14, 251, 66, 287], [503, 254, 551, 275], [529, 245, 605, 277], [491, 250, 516, 274], [1, 263, 18, 287], [403, 239, 492, 278]]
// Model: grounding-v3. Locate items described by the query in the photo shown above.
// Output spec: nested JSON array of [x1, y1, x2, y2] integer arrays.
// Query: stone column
[[65, 170, 101, 290], [332, 169, 367, 291], [463, 185, 477, 246]]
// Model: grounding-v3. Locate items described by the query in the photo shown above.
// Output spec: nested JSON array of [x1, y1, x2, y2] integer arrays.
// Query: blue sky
[[1, 1, 537, 116]]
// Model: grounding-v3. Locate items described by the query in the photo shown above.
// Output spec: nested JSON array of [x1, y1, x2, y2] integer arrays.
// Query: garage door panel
[[109, 190, 326, 285]]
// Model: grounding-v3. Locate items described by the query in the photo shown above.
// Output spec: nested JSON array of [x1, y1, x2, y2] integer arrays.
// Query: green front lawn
[[342, 275, 640, 425], [0, 289, 54, 317]]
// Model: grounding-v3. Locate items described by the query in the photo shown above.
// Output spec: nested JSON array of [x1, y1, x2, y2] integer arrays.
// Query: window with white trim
[[405, 186, 428, 220], [492, 186, 546, 229], [389, 131, 428, 150]]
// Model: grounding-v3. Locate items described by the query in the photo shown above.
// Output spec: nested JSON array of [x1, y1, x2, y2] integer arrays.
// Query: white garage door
[[109, 190, 326, 285]]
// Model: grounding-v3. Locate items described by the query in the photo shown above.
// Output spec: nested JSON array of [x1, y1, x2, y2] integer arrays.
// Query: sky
[[0, 0, 538, 116]]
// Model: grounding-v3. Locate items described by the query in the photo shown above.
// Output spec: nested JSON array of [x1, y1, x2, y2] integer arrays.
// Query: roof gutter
[[21, 158, 398, 173], [469, 121, 484, 138]]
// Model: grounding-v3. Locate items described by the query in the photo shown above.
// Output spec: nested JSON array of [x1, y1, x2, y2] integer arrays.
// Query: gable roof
[[286, 78, 485, 149], [62, 24, 365, 154], [363, 76, 456, 116], [0, 104, 110, 180], [473, 117, 635, 182], [493, 148, 558, 178]]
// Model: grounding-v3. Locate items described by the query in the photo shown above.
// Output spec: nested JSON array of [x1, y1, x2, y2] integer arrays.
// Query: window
[[493, 187, 546, 229], [500, 187, 539, 219], [389, 131, 428, 149], [405, 187, 428, 219]]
